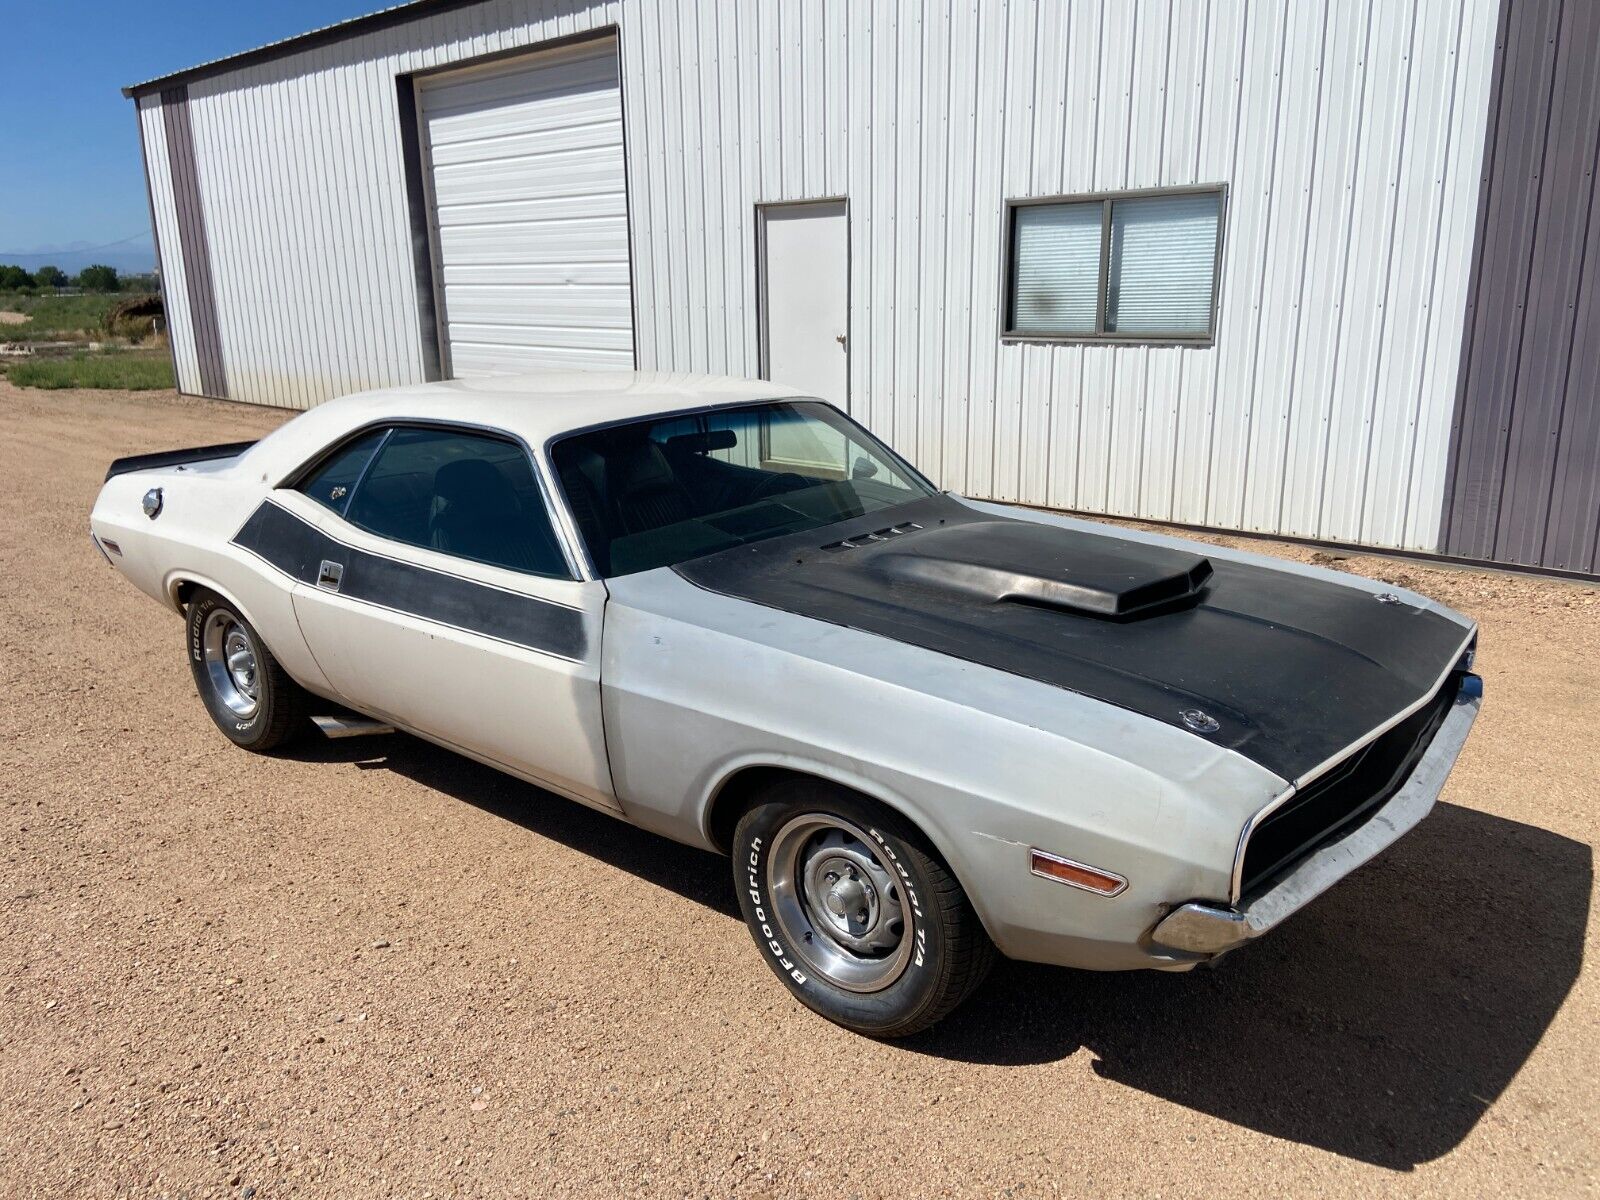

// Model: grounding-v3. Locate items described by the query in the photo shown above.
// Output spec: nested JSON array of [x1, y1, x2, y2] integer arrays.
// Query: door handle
[[317, 559, 344, 592], [835, 333, 848, 348]]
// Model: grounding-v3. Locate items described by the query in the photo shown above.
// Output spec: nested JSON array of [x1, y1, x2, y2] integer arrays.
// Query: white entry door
[[760, 201, 849, 410], [416, 38, 634, 376]]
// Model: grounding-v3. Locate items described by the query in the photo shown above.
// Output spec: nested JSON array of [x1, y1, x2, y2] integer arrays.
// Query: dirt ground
[[1, 380, 1595, 1198]]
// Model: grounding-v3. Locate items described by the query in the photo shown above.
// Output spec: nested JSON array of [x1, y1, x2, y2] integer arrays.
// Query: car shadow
[[290, 732, 1589, 1170], [292, 731, 738, 918]]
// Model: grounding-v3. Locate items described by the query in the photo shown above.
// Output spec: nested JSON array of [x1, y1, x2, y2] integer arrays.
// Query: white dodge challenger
[[91, 372, 1482, 1036]]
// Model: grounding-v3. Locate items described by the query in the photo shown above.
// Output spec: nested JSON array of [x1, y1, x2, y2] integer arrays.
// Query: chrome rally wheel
[[732, 781, 995, 1038], [768, 815, 914, 993], [201, 609, 260, 719], [185, 587, 307, 752]]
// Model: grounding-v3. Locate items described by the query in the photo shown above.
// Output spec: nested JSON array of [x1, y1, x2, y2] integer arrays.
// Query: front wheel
[[732, 781, 995, 1037], [185, 587, 308, 752]]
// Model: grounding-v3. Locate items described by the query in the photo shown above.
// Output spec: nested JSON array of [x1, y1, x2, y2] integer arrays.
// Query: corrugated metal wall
[[136, 0, 1500, 554], [138, 93, 202, 396], [1441, 0, 1600, 575]]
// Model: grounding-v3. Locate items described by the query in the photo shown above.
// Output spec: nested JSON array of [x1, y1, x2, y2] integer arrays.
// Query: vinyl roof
[[123, 0, 479, 98]]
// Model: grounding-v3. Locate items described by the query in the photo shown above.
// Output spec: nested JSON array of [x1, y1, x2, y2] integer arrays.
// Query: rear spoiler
[[104, 440, 258, 483]]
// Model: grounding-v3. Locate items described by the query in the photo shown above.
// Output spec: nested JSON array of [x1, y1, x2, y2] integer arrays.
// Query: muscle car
[[90, 372, 1482, 1036]]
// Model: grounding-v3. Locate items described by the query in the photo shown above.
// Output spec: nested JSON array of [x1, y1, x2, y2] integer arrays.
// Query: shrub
[[76, 264, 120, 292]]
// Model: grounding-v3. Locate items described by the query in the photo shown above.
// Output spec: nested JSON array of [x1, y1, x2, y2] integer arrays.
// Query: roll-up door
[[416, 38, 633, 376]]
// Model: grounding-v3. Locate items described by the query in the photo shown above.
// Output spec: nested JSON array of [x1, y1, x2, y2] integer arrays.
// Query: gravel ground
[[1, 380, 1595, 1198]]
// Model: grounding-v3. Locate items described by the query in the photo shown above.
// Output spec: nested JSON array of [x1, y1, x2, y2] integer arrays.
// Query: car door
[[270, 423, 617, 812]]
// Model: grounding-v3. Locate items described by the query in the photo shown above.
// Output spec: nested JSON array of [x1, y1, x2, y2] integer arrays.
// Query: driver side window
[[298, 427, 572, 579]]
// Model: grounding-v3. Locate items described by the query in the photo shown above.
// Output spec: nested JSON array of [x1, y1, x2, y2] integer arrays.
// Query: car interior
[[297, 405, 928, 580], [551, 404, 930, 576], [304, 426, 570, 578]]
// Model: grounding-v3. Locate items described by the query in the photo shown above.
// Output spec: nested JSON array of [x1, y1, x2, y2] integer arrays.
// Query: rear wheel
[[185, 587, 308, 752], [732, 780, 995, 1037]]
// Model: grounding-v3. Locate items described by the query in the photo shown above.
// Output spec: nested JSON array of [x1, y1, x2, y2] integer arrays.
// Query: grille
[[1238, 674, 1462, 896]]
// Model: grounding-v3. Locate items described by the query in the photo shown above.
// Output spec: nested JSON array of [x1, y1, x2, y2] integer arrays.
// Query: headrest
[[434, 458, 519, 514], [608, 437, 679, 494]]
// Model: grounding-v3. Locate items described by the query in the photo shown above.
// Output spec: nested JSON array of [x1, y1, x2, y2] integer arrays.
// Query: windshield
[[550, 400, 935, 576]]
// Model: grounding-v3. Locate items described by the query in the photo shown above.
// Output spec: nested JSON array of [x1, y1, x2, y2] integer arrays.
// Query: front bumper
[[1149, 673, 1483, 956]]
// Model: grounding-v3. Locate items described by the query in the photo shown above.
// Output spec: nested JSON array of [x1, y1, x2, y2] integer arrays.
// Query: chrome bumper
[[1150, 674, 1482, 956]]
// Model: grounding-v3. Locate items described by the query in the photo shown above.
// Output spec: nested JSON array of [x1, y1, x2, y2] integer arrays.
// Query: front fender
[[600, 571, 1285, 971]]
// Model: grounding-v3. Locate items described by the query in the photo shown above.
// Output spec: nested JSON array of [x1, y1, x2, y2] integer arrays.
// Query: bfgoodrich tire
[[185, 587, 308, 752], [732, 780, 995, 1037]]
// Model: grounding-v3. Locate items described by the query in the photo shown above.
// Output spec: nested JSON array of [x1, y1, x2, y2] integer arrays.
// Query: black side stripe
[[232, 501, 588, 662]]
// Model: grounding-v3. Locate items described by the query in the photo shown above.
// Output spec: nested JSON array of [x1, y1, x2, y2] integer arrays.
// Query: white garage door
[[417, 39, 633, 377]]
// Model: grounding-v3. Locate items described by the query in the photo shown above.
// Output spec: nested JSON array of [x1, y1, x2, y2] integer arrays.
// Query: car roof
[[241, 371, 811, 481]]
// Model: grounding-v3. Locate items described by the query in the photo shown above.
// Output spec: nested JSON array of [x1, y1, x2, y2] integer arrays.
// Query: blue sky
[[2, 2, 378, 259]]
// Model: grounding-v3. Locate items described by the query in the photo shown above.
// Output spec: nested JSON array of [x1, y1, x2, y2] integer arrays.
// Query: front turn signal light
[[1029, 849, 1127, 896]]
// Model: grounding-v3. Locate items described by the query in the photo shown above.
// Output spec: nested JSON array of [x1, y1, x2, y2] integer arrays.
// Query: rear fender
[[164, 569, 254, 623]]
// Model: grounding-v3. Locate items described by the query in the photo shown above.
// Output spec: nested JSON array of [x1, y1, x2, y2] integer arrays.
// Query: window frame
[[999, 182, 1228, 347], [280, 418, 584, 582]]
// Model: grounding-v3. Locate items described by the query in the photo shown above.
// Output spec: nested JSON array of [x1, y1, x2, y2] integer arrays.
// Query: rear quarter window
[[296, 428, 388, 517]]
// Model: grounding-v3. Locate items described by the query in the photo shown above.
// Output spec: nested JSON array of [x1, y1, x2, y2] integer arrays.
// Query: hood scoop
[[847, 520, 1213, 620]]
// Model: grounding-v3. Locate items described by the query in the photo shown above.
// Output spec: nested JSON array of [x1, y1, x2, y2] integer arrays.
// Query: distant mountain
[[0, 235, 158, 276]]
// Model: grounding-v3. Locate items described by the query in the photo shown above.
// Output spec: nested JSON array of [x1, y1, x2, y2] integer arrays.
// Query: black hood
[[675, 494, 1473, 783]]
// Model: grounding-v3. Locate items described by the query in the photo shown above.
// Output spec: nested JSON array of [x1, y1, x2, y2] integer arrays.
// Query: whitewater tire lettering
[[729, 786, 994, 1037], [188, 599, 211, 663], [744, 833, 806, 985], [870, 827, 927, 964]]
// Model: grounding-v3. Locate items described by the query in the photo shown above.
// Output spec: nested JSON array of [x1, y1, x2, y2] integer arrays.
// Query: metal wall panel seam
[[1278, 1, 1361, 538], [1263, 0, 1331, 536], [158, 91, 201, 395], [310, 44, 359, 398], [1349, 0, 1422, 548], [1196, 0, 1249, 527], [675, 0, 705, 371], [1322, 0, 1403, 542], [138, 102, 189, 392], [1408, 0, 1492, 553], [160, 87, 228, 398], [188, 80, 249, 405], [328, 49, 384, 392], [1233, 0, 1294, 533], [1387, 0, 1462, 548], [734, 0, 759, 377], [132, 97, 184, 397], [253, 56, 305, 409], [912, 0, 944, 481], [284, 48, 335, 407], [212, 71, 262, 406], [1308, 0, 1376, 539], [257, 53, 313, 410]]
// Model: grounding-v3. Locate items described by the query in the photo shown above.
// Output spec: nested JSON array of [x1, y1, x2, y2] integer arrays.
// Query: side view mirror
[[852, 456, 879, 480]]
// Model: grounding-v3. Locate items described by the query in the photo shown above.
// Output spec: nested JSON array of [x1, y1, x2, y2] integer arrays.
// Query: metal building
[[125, 0, 1600, 577]]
